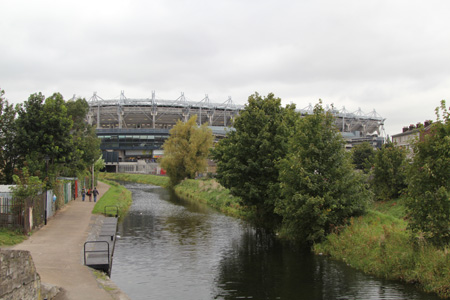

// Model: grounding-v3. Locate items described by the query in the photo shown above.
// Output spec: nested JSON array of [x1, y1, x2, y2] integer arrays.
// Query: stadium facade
[[87, 92, 385, 171]]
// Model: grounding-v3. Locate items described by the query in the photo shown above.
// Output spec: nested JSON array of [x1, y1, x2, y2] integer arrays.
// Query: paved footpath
[[12, 181, 125, 300]]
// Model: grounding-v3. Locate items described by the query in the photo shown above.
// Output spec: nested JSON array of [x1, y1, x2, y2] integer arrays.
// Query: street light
[[44, 155, 50, 225]]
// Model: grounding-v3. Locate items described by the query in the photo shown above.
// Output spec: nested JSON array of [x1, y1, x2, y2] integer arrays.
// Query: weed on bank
[[314, 198, 450, 299], [92, 179, 132, 220], [0, 228, 27, 246]]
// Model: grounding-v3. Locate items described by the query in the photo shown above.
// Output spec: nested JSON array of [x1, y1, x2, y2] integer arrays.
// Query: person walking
[[81, 188, 86, 201], [93, 187, 100, 202], [87, 188, 92, 202]]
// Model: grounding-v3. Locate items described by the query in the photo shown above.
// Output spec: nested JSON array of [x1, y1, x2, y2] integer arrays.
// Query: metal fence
[[0, 194, 46, 232], [0, 197, 24, 229]]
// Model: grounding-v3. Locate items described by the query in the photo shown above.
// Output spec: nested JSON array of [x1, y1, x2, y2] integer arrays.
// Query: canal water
[[111, 183, 439, 300]]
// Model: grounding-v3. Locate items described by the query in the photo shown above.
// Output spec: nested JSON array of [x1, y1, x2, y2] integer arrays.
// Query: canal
[[111, 182, 439, 300]]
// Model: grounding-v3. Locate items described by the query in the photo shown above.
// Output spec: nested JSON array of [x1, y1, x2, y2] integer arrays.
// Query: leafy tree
[[351, 141, 375, 173], [160, 115, 213, 186], [0, 90, 18, 184], [406, 100, 450, 246], [11, 167, 45, 205], [15, 93, 74, 180], [211, 92, 296, 228], [10, 167, 46, 233], [275, 102, 370, 243], [371, 142, 407, 201], [14, 92, 46, 172], [64, 97, 101, 177]]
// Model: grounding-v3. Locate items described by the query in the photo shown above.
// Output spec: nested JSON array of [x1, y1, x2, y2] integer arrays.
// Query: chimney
[[403, 126, 409, 133], [409, 124, 415, 130], [424, 120, 431, 127]]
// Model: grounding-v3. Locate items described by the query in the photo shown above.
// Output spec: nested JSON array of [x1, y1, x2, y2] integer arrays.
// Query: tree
[[275, 102, 370, 243], [64, 97, 101, 177], [211, 92, 296, 228], [371, 142, 407, 201], [351, 141, 375, 173], [406, 100, 450, 246], [10, 167, 46, 233], [160, 115, 213, 186], [0, 90, 18, 184], [15, 93, 74, 180]]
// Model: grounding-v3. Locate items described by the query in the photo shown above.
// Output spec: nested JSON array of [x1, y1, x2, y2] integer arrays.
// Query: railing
[[104, 206, 119, 218], [0, 197, 24, 228], [83, 241, 110, 267]]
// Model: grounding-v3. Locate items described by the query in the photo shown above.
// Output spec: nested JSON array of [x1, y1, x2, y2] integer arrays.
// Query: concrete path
[[12, 181, 120, 300]]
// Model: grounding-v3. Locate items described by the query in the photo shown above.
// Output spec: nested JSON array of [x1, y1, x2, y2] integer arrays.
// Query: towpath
[[12, 181, 126, 300]]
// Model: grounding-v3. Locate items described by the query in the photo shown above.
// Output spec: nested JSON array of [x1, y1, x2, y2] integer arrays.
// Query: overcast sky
[[1, 0, 450, 136]]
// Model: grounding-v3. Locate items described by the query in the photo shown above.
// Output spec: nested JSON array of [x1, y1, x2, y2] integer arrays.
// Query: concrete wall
[[0, 249, 41, 300]]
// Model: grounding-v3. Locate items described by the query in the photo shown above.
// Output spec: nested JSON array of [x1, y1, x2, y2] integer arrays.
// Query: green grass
[[314, 198, 450, 298], [99, 172, 169, 187], [0, 228, 27, 246], [174, 179, 252, 219], [92, 179, 132, 220]]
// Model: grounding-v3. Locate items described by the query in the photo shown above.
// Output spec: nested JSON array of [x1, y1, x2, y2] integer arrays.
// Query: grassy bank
[[174, 179, 251, 219], [100, 172, 169, 187], [314, 198, 450, 298], [92, 178, 133, 219], [0, 228, 27, 246]]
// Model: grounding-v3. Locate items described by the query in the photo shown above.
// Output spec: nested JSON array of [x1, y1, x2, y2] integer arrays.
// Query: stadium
[[87, 91, 386, 172]]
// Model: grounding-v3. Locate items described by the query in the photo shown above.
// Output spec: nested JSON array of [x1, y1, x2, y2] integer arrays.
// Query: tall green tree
[[406, 100, 450, 246], [371, 142, 407, 201], [160, 115, 213, 186], [351, 141, 375, 173], [275, 102, 370, 243], [211, 92, 296, 228], [0, 90, 18, 184], [64, 97, 101, 176], [14, 92, 46, 173]]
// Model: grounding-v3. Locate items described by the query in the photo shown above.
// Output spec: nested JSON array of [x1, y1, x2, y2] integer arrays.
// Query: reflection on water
[[111, 183, 439, 300]]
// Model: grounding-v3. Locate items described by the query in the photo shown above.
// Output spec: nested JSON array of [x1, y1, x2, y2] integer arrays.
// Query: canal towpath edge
[[10, 181, 130, 300]]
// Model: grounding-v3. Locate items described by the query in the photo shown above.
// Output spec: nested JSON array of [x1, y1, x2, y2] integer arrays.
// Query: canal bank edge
[[86, 213, 131, 300]]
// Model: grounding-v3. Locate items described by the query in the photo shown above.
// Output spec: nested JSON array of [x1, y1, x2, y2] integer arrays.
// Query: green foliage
[[276, 102, 370, 243], [211, 92, 296, 227], [0, 90, 18, 184], [351, 141, 375, 172], [92, 179, 132, 220], [99, 172, 170, 186], [12, 92, 100, 184], [15, 93, 74, 179], [315, 199, 450, 299], [406, 100, 450, 247], [0, 228, 26, 246], [64, 97, 101, 176], [174, 179, 251, 219], [160, 115, 213, 186], [372, 142, 407, 201], [10, 167, 45, 206]]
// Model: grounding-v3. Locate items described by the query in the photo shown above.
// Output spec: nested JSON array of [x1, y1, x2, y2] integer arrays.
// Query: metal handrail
[[84, 241, 110, 266]]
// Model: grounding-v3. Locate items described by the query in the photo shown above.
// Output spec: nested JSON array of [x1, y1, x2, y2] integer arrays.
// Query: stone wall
[[0, 249, 41, 300]]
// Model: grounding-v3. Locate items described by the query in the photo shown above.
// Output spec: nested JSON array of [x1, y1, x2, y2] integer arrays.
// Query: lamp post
[[44, 155, 50, 225]]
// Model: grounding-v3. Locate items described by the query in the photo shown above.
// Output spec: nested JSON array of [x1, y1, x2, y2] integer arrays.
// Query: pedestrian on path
[[87, 188, 92, 202], [82, 188, 86, 201], [93, 187, 100, 202]]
